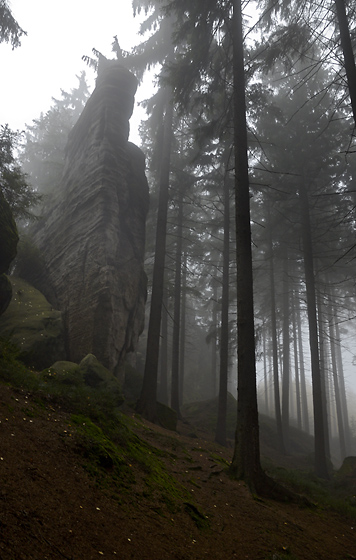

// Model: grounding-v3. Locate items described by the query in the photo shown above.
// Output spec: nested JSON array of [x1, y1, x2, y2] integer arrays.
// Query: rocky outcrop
[[31, 63, 149, 379], [0, 191, 18, 316]]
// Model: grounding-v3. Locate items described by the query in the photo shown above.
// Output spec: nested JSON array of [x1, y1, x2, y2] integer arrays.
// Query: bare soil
[[0, 383, 355, 560]]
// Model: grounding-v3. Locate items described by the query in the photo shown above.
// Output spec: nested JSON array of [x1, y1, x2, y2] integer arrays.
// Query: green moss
[[0, 337, 39, 389], [0, 277, 65, 369], [184, 502, 210, 530], [70, 412, 189, 509]]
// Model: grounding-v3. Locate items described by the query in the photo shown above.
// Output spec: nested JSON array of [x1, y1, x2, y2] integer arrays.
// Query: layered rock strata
[[32, 63, 149, 378]]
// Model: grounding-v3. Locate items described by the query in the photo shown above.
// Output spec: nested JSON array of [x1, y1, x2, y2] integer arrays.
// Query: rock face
[[31, 63, 149, 379], [0, 191, 19, 316]]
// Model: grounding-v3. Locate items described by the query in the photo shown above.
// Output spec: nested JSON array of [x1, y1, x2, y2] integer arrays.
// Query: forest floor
[[0, 382, 355, 560]]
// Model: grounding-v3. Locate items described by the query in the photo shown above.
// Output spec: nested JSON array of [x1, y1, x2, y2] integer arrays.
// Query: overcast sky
[[1, 0, 149, 144]]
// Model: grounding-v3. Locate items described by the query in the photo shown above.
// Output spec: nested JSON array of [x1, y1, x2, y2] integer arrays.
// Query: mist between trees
[[3, 0, 356, 492]]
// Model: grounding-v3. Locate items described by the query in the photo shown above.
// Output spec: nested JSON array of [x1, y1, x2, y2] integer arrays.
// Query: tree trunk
[[215, 172, 230, 446], [291, 293, 302, 431], [299, 180, 329, 478], [171, 188, 183, 417], [334, 0, 356, 126], [296, 294, 310, 434], [179, 251, 187, 405], [211, 281, 218, 397], [316, 287, 331, 460], [136, 89, 174, 422], [328, 299, 346, 461], [158, 285, 169, 405], [263, 325, 269, 415], [281, 248, 290, 450], [334, 317, 351, 454], [230, 0, 265, 491], [267, 201, 285, 454]]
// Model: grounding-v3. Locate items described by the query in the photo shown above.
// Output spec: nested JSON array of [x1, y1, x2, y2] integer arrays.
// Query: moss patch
[[0, 276, 65, 369], [71, 412, 189, 510]]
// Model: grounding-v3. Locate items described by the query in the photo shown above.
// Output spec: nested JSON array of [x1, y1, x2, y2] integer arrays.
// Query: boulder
[[44, 354, 123, 404], [30, 63, 149, 381], [0, 277, 65, 369]]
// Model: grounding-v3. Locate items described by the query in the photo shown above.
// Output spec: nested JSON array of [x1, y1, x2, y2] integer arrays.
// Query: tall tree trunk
[[299, 180, 329, 478], [171, 188, 183, 417], [334, 0, 356, 126], [316, 287, 331, 460], [215, 173, 230, 446], [334, 316, 351, 454], [281, 248, 290, 450], [158, 285, 169, 405], [179, 251, 187, 405], [291, 293, 302, 431], [267, 202, 285, 454], [136, 89, 174, 421], [296, 294, 310, 434], [211, 281, 218, 397], [230, 0, 265, 491], [263, 325, 269, 415], [328, 299, 346, 461]]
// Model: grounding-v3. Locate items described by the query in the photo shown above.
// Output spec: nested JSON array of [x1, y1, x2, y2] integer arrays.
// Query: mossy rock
[[0, 191, 18, 275], [43, 361, 83, 386], [79, 354, 124, 404], [0, 274, 13, 316], [157, 401, 177, 431], [0, 276, 65, 369], [336, 456, 356, 479]]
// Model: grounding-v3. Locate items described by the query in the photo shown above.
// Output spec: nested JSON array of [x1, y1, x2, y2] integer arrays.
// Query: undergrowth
[[0, 337, 189, 513], [2, 337, 356, 522], [263, 461, 356, 519]]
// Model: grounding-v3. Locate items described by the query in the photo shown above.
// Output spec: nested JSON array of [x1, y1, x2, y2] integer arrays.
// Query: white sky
[[0, 0, 150, 144]]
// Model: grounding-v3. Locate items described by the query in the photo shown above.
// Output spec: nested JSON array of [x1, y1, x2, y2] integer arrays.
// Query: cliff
[[31, 63, 149, 378]]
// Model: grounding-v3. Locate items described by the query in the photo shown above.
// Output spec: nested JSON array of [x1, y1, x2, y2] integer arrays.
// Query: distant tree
[[20, 73, 90, 199], [0, 0, 26, 49], [0, 125, 40, 221]]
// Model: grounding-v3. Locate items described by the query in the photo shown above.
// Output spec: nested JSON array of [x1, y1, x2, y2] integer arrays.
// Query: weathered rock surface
[[0, 191, 18, 316], [31, 63, 149, 379], [0, 277, 65, 369]]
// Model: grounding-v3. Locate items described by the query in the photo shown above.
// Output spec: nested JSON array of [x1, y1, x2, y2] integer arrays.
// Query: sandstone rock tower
[[32, 63, 149, 378]]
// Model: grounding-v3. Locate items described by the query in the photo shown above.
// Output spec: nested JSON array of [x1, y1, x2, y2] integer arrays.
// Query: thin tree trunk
[[263, 325, 269, 415], [334, 317, 351, 454], [316, 287, 331, 460], [211, 281, 218, 397], [267, 202, 285, 454], [291, 293, 302, 431], [136, 89, 174, 421], [179, 251, 187, 406], [299, 180, 329, 479], [296, 294, 310, 434], [281, 248, 290, 450], [158, 286, 169, 405], [216, 173, 230, 446], [328, 299, 346, 460], [171, 188, 183, 417]]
